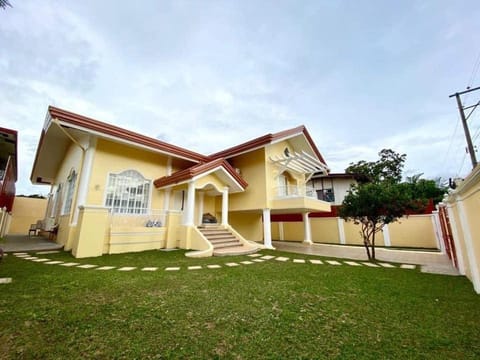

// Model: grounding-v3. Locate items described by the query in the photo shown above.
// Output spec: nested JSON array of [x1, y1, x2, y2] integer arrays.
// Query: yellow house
[[30, 106, 331, 258]]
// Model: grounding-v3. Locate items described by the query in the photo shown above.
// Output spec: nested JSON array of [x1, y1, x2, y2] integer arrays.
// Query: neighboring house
[[0, 127, 17, 212], [30, 106, 331, 258], [308, 172, 356, 206]]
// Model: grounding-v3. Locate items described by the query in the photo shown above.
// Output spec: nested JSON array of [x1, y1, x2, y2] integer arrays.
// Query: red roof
[[48, 106, 208, 163], [153, 158, 248, 189], [209, 125, 327, 166]]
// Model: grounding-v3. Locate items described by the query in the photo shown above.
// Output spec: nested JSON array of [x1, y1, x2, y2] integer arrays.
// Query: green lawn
[[1, 250, 479, 359]]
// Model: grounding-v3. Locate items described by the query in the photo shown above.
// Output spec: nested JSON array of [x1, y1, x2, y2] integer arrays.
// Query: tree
[[404, 173, 447, 205], [346, 149, 406, 184], [339, 182, 411, 260], [340, 149, 410, 260], [0, 0, 12, 10]]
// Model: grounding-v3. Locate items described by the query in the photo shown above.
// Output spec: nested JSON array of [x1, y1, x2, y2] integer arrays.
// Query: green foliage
[[339, 182, 412, 259], [342, 149, 413, 259], [346, 149, 406, 184], [404, 173, 447, 205]]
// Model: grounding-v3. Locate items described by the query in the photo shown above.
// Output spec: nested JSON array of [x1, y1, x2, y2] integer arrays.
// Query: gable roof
[[153, 158, 248, 192], [208, 125, 328, 166], [48, 106, 208, 163]]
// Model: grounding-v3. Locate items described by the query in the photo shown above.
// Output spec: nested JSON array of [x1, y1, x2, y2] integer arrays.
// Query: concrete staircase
[[198, 224, 258, 256]]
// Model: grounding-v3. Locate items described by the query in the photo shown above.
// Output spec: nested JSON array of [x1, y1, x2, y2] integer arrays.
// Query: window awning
[[270, 150, 329, 180]]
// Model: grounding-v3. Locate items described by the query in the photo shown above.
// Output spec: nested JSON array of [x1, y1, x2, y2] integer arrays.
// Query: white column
[[382, 224, 391, 247], [163, 188, 171, 225], [337, 218, 346, 244], [263, 208, 273, 248], [221, 187, 229, 226], [279, 221, 284, 241], [431, 211, 445, 252], [73, 137, 97, 225], [183, 181, 195, 226], [303, 212, 312, 244], [457, 199, 480, 293], [197, 191, 205, 225], [446, 204, 466, 275]]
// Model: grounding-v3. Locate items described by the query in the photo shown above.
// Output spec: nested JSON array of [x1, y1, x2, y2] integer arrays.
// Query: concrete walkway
[[1, 235, 63, 252], [273, 241, 460, 276]]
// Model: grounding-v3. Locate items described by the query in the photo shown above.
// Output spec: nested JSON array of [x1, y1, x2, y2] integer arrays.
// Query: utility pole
[[449, 86, 480, 169]]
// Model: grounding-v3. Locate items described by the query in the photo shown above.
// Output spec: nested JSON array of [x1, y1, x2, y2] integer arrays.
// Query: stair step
[[213, 242, 243, 249], [209, 238, 238, 244]]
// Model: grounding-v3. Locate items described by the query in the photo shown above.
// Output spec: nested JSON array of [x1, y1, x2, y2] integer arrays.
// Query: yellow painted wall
[[195, 173, 224, 192], [388, 216, 437, 248], [8, 197, 47, 235], [228, 148, 267, 211], [450, 203, 472, 279], [311, 218, 339, 243], [87, 139, 169, 210], [274, 216, 439, 249], [265, 140, 305, 201], [109, 227, 166, 254], [462, 187, 480, 282], [229, 212, 263, 241], [283, 222, 304, 242], [72, 206, 110, 258]]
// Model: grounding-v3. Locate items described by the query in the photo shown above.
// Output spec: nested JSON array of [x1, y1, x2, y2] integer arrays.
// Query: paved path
[[8, 251, 421, 274], [273, 241, 460, 276], [2, 235, 63, 252]]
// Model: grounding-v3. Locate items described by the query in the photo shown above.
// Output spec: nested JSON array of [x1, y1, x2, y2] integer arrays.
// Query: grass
[[1, 250, 479, 359]]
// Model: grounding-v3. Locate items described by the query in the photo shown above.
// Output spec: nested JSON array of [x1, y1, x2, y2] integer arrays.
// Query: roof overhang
[[154, 158, 248, 193]]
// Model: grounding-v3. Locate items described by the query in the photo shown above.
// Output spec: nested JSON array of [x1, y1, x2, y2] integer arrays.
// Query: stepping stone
[[252, 259, 265, 263], [118, 267, 136, 271], [241, 261, 254, 265], [207, 265, 221, 269], [0, 278, 12, 284], [400, 264, 416, 270], [362, 262, 380, 267], [293, 259, 306, 263], [78, 264, 98, 269], [141, 267, 158, 271], [36, 251, 60, 255], [96, 266, 116, 270], [378, 263, 395, 268], [225, 262, 239, 267], [309, 259, 323, 265], [24, 257, 38, 260], [261, 255, 275, 260], [32, 258, 50, 262], [248, 253, 262, 258], [45, 261, 64, 265], [344, 261, 362, 266], [165, 267, 180, 271], [15, 254, 31, 258], [60, 262, 80, 267], [275, 257, 289, 262], [188, 266, 202, 270], [13, 252, 28, 256], [326, 260, 342, 265]]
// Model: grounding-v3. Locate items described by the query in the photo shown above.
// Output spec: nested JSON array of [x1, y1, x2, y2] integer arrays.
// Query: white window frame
[[104, 169, 152, 214], [61, 170, 77, 215]]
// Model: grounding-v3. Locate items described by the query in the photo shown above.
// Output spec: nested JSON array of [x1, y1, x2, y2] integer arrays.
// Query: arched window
[[104, 170, 151, 214]]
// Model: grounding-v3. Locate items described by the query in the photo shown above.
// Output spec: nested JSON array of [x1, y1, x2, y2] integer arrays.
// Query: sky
[[1, 0, 480, 195]]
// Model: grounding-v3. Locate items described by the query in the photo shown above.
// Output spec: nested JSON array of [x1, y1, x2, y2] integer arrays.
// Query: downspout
[[51, 119, 86, 226]]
